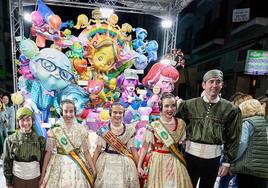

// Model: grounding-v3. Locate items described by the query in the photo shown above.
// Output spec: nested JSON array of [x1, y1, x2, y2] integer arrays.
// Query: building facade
[[176, 0, 268, 99]]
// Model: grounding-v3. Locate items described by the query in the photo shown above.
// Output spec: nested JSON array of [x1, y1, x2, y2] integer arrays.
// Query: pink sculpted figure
[[142, 62, 179, 114]]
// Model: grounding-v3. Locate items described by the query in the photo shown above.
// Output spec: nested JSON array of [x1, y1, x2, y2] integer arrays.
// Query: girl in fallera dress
[[93, 102, 140, 188], [138, 92, 192, 188], [40, 99, 96, 188]]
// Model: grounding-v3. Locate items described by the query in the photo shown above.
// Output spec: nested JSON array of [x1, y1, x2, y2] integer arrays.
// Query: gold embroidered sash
[[150, 119, 187, 167], [52, 126, 95, 187], [96, 125, 135, 161]]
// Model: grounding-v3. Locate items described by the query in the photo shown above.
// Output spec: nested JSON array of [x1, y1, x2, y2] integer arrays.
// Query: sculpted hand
[[150, 94, 159, 102]]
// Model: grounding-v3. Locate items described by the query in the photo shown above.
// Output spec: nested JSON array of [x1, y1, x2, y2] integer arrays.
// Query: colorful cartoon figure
[[142, 62, 179, 115], [132, 27, 148, 54], [85, 80, 107, 108], [117, 69, 140, 109], [145, 40, 158, 63], [74, 14, 90, 29], [87, 38, 118, 74], [29, 48, 74, 135]]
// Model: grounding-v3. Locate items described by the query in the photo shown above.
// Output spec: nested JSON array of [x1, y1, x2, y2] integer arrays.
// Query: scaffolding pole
[[9, 0, 24, 92], [163, 15, 178, 54]]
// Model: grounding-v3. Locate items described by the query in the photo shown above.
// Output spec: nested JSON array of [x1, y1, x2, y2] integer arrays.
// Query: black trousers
[[185, 152, 220, 188], [236, 173, 267, 188]]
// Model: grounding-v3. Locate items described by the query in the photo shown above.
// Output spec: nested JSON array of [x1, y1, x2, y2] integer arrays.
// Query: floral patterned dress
[[143, 118, 193, 188], [94, 123, 140, 188], [43, 123, 92, 188]]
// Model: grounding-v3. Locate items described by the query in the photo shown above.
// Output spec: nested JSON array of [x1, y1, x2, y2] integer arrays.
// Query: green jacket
[[3, 131, 46, 186], [231, 116, 268, 178], [177, 97, 242, 163]]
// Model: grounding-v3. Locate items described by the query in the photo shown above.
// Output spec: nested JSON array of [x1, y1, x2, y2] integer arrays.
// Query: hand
[[93, 168, 97, 178], [35, 109, 42, 115], [218, 165, 229, 177], [39, 174, 46, 188], [175, 97, 183, 107], [138, 166, 145, 177]]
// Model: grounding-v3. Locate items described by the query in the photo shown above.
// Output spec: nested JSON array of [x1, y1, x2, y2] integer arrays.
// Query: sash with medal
[[51, 125, 95, 187], [96, 125, 135, 162], [150, 119, 187, 167]]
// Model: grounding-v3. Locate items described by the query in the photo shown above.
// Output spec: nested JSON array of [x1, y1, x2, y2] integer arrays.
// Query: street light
[[161, 19, 172, 28]]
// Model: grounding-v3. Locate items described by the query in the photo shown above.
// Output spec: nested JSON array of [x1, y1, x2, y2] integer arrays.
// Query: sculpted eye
[[88, 88, 93, 93], [95, 85, 100, 91], [98, 56, 103, 61]]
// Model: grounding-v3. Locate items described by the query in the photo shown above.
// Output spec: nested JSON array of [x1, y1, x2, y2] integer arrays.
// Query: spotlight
[[23, 12, 32, 22], [161, 19, 172, 28], [100, 8, 114, 19]]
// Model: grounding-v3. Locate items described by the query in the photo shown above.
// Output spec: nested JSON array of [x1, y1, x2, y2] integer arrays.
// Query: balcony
[[231, 17, 268, 36]]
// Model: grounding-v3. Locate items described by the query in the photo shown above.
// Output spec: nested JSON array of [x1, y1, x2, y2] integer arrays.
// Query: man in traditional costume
[[176, 69, 242, 188]]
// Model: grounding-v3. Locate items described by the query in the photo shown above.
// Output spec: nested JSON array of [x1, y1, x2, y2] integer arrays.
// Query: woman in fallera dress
[[93, 102, 140, 188], [138, 92, 192, 188], [40, 99, 96, 188]]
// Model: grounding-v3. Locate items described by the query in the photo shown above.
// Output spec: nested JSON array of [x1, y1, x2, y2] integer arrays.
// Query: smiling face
[[125, 80, 136, 93], [30, 48, 72, 91], [2, 95, 9, 105], [18, 116, 33, 133], [161, 97, 176, 119], [92, 45, 116, 73], [62, 102, 76, 125], [202, 77, 223, 100], [110, 104, 124, 126]]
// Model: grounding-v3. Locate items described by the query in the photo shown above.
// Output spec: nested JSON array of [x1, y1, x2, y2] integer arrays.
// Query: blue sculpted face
[[137, 31, 147, 40], [134, 54, 148, 70], [146, 40, 159, 51], [30, 48, 73, 91], [61, 85, 89, 115]]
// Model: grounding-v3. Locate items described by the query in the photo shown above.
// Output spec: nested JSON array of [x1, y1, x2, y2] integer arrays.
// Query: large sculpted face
[[155, 75, 174, 93], [125, 80, 136, 94], [92, 45, 116, 73], [30, 48, 73, 91]]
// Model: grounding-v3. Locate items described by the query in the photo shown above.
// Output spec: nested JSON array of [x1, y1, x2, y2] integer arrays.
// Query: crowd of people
[[0, 69, 268, 188], [0, 94, 15, 159]]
